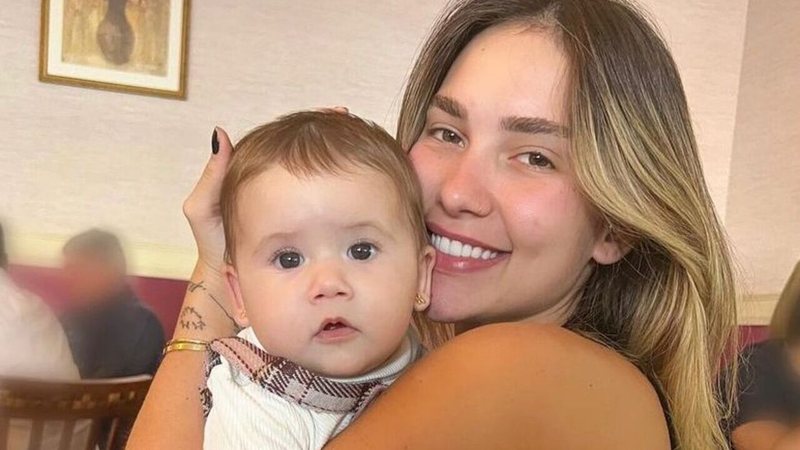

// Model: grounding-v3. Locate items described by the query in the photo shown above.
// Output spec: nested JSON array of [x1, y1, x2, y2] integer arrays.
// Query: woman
[[129, 0, 737, 448]]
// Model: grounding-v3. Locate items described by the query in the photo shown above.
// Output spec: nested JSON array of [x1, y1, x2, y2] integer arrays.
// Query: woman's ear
[[225, 264, 250, 328], [592, 223, 631, 265], [414, 245, 436, 311]]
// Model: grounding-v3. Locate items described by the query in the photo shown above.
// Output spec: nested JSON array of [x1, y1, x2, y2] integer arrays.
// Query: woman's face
[[410, 24, 623, 329]]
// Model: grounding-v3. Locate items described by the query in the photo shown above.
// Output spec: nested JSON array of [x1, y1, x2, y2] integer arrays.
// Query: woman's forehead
[[437, 23, 570, 125]]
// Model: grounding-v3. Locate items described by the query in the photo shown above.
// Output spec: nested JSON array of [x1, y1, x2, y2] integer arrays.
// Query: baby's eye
[[514, 151, 555, 169], [430, 128, 464, 146], [347, 243, 377, 261], [272, 250, 304, 269]]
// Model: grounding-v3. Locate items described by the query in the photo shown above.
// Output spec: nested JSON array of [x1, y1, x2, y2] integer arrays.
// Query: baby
[[202, 111, 436, 449]]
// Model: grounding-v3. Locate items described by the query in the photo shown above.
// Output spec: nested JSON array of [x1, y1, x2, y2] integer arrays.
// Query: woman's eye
[[515, 151, 554, 169], [431, 128, 464, 146], [273, 251, 304, 269], [348, 243, 377, 261]]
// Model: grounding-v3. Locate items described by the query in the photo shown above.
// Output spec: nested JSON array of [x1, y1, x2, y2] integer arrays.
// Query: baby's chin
[[300, 341, 406, 379], [302, 355, 382, 379]]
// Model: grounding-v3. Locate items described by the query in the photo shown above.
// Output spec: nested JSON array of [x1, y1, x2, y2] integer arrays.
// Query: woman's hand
[[128, 128, 236, 450], [169, 127, 240, 341], [182, 127, 234, 273]]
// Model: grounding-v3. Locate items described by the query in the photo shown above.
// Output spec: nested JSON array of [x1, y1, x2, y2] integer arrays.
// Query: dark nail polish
[[211, 129, 219, 154]]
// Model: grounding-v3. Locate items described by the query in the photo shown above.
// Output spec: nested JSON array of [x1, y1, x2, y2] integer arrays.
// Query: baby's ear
[[225, 264, 250, 328], [414, 245, 435, 312]]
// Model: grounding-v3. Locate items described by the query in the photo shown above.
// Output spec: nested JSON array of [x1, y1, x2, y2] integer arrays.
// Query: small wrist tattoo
[[186, 280, 238, 329], [179, 306, 207, 330]]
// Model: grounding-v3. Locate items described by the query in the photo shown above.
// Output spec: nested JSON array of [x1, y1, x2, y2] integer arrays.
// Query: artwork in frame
[[39, 0, 190, 99]]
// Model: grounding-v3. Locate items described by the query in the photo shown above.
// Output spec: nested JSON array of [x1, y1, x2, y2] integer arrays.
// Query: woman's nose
[[438, 151, 492, 218], [308, 260, 353, 303]]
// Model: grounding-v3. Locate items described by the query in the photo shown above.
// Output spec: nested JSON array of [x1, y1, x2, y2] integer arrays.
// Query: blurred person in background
[[729, 261, 800, 450], [0, 221, 78, 379], [59, 228, 164, 378], [0, 222, 90, 449]]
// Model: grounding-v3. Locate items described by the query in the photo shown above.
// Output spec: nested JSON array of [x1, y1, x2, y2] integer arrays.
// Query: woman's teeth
[[430, 233, 498, 259]]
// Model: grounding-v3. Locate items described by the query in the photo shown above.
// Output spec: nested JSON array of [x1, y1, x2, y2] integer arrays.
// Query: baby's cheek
[[373, 301, 415, 344], [250, 308, 303, 355]]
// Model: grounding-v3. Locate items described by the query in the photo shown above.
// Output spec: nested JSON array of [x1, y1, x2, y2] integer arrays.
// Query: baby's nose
[[309, 262, 353, 302]]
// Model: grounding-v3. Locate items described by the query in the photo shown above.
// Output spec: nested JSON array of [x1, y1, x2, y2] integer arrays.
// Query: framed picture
[[39, 0, 190, 99]]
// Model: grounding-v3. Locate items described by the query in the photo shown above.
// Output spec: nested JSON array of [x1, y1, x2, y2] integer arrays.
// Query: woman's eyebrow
[[433, 94, 567, 137], [432, 94, 466, 119], [501, 116, 569, 137]]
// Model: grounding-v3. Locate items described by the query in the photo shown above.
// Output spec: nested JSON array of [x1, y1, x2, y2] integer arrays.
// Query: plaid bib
[[201, 336, 387, 418]]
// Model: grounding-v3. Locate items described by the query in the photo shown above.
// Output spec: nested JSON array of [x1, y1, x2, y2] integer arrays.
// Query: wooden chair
[[0, 375, 151, 450]]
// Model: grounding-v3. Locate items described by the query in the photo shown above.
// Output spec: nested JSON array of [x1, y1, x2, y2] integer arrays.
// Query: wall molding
[[10, 232, 196, 280], [737, 294, 778, 326]]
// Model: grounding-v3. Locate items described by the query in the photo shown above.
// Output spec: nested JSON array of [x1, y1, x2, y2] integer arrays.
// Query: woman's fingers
[[183, 127, 233, 221], [182, 127, 234, 268], [201, 127, 233, 200]]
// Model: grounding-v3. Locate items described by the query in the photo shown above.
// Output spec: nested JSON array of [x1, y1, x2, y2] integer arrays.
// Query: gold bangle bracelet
[[163, 338, 209, 355], [166, 338, 208, 346]]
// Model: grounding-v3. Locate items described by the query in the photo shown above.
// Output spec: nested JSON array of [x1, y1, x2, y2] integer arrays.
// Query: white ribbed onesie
[[203, 327, 423, 450]]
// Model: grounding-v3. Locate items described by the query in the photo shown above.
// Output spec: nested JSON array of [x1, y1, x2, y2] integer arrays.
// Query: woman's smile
[[427, 223, 509, 273]]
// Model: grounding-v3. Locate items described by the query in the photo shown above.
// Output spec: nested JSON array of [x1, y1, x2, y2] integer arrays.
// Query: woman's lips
[[427, 223, 509, 273], [434, 249, 509, 273]]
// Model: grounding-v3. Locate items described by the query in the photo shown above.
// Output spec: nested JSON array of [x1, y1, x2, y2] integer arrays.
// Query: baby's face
[[228, 164, 433, 378]]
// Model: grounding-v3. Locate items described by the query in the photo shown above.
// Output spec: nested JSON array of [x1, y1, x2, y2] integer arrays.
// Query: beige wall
[[1, 0, 448, 277], [726, 0, 800, 323], [643, 1, 749, 219], [1, 2, 752, 291]]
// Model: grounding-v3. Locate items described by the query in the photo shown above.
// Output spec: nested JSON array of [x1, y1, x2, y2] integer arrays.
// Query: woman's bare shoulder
[[449, 321, 655, 385], [327, 322, 671, 450], [442, 322, 671, 447]]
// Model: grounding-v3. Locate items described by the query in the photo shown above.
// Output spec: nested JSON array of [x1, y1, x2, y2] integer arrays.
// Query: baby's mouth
[[314, 318, 358, 341]]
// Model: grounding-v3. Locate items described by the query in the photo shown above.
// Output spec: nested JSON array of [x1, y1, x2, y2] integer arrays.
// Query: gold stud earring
[[415, 293, 427, 306]]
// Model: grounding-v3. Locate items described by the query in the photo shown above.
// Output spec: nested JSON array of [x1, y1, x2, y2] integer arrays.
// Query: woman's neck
[[453, 263, 593, 335], [454, 295, 576, 335]]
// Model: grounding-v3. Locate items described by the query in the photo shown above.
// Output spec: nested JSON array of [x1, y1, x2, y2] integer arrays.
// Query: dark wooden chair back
[[0, 375, 151, 450]]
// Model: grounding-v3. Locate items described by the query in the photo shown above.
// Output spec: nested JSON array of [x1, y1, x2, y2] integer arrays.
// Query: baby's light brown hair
[[220, 111, 428, 265]]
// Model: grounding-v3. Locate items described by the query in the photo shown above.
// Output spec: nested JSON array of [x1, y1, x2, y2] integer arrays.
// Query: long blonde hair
[[397, 1, 738, 448]]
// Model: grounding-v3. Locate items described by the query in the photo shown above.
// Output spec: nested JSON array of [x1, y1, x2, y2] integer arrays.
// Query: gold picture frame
[[39, 0, 190, 99]]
